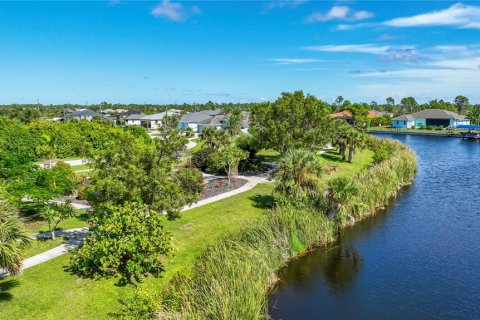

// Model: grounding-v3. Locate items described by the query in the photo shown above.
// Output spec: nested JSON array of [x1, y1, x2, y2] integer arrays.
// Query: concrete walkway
[[0, 175, 273, 278], [0, 228, 89, 278]]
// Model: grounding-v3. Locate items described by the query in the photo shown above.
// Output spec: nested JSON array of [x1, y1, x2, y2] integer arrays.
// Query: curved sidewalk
[[0, 175, 272, 278]]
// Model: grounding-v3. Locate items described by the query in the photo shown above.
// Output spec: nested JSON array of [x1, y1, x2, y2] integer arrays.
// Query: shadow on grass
[[249, 194, 275, 210], [319, 151, 343, 163], [0, 279, 19, 302]]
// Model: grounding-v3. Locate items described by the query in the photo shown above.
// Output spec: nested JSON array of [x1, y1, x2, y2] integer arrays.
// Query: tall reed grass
[[156, 137, 417, 320]]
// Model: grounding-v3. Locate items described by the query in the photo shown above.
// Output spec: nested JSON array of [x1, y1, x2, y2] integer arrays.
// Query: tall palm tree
[[0, 202, 31, 276], [274, 149, 323, 201], [345, 128, 367, 163]]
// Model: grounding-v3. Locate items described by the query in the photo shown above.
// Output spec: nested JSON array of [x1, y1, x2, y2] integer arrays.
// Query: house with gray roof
[[124, 113, 145, 126], [179, 110, 227, 133], [140, 110, 182, 129], [392, 109, 470, 129], [65, 109, 102, 121]]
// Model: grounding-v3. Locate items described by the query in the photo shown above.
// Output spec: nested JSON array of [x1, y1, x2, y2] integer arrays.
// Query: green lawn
[[71, 164, 91, 172], [22, 211, 90, 235], [24, 238, 66, 258], [0, 149, 373, 319]]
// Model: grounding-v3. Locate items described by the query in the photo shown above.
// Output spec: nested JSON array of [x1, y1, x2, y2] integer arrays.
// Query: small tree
[[325, 177, 358, 219], [70, 201, 174, 282], [209, 145, 248, 186], [41, 200, 76, 240], [274, 149, 323, 204]]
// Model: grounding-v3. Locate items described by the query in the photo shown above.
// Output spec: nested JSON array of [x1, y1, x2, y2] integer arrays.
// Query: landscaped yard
[[24, 238, 66, 258], [0, 149, 373, 319], [22, 210, 90, 235]]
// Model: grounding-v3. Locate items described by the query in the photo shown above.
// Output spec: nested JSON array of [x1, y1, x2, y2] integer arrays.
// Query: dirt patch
[[199, 178, 248, 200]]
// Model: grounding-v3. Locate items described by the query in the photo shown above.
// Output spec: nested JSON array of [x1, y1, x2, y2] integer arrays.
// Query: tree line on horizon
[[1, 94, 479, 124]]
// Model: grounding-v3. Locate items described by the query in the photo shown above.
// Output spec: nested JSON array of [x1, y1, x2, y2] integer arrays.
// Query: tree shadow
[[319, 151, 343, 163], [0, 279, 19, 301], [249, 194, 275, 210]]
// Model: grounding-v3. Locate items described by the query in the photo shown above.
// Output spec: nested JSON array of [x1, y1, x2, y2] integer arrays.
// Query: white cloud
[[430, 57, 480, 69], [306, 5, 374, 23], [384, 3, 480, 29], [263, 0, 308, 11], [269, 58, 321, 65], [377, 34, 396, 42], [303, 44, 390, 55], [152, 0, 199, 21]]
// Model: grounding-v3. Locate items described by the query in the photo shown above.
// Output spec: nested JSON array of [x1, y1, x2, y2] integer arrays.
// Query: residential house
[[140, 110, 182, 129], [392, 109, 470, 129], [124, 113, 145, 126], [331, 110, 382, 121], [179, 110, 227, 133], [65, 110, 102, 121]]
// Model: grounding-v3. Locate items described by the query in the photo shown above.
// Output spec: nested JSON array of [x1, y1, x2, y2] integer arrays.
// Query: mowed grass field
[[0, 149, 373, 319]]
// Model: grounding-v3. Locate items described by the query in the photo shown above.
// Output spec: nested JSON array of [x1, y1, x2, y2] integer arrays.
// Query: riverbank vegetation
[[149, 137, 415, 319], [0, 91, 416, 319]]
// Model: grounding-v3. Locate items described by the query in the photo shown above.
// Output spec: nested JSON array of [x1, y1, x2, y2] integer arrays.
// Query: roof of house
[[124, 113, 145, 120], [392, 114, 415, 121], [65, 110, 101, 118], [180, 110, 225, 123], [200, 114, 228, 125], [410, 109, 466, 120], [140, 110, 181, 121], [331, 110, 380, 119]]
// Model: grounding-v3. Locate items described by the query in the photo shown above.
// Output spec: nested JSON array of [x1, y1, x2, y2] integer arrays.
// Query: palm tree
[[332, 123, 350, 161], [325, 177, 358, 219], [0, 202, 31, 276], [345, 128, 367, 163], [224, 109, 243, 137], [274, 149, 323, 201]]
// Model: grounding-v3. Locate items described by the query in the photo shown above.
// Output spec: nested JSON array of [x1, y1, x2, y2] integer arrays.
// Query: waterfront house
[[392, 109, 470, 129]]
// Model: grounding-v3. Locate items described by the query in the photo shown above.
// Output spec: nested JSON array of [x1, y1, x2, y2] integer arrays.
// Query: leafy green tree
[[200, 126, 228, 149], [69, 201, 174, 282], [250, 91, 332, 154], [41, 201, 76, 240], [349, 103, 370, 130], [208, 145, 248, 186], [468, 105, 480, 125], [224, 109, 243, 137], [274, 149, 323, 203], [400, 97, 418, 114], [0, 201, 31, 275], [87, 123, 202, 219], [332, 122, 350, 161], [454, 95, 470, 114]]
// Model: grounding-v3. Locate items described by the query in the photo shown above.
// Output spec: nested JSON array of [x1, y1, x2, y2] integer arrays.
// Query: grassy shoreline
[[158, 138, 417, 319], [0, 149, 374, 319]]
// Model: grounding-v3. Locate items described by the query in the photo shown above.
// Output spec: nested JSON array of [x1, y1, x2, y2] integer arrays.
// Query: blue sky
[[0, 1, 479, 104]]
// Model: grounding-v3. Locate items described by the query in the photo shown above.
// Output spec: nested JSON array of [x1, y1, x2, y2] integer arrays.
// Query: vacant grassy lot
[[0, 149, 373, 319]]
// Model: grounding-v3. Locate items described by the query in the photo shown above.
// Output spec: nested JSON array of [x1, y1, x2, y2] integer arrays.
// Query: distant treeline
[[1, 95, 479, 124]]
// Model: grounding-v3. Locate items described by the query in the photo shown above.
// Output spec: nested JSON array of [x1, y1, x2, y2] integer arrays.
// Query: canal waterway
[[269, 134, 480, 320]]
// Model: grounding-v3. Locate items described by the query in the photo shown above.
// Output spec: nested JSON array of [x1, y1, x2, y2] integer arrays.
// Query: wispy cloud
[[384, 3, 480, 29], [303, 44, 390, 55], [263, 0, 308, 11], [306, 6, 374, 23], [152, 0, 200, 21], [377, 34, 397, 42], [269, 58, 321, 65], [378, 47, 419, 63]]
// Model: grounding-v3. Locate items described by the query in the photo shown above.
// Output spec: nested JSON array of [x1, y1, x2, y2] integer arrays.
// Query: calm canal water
[[269, 134, 480, 320]]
